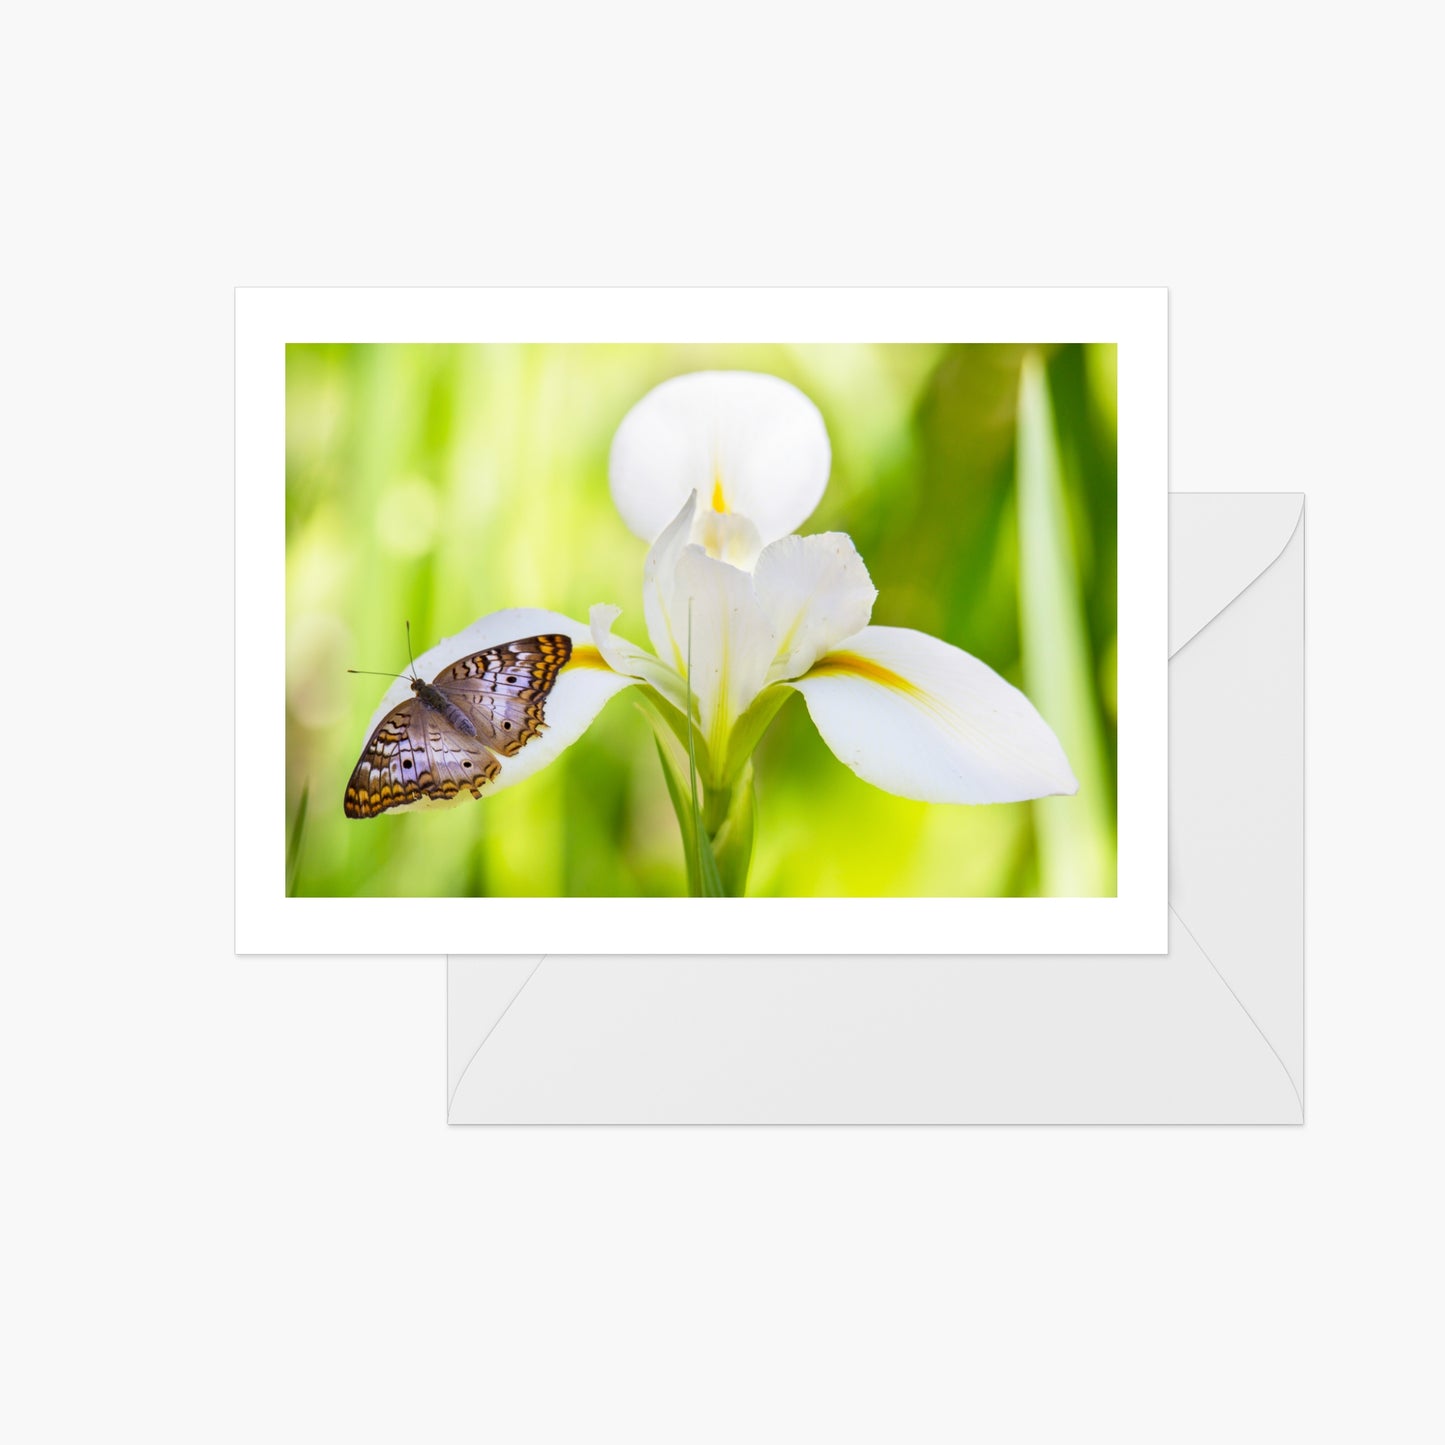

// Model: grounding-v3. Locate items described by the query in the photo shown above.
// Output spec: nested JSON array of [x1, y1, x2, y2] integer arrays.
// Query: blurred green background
[[286, 343, 1117, 898]]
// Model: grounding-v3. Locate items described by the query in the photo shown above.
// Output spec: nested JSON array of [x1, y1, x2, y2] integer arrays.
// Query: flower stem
[[633, 610, 760, 897], [684, 605, 726, 897], [708, 765, 756, 897]]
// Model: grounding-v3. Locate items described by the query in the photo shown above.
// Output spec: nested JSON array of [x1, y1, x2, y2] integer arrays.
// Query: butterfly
[[344, 633, 572, 818]]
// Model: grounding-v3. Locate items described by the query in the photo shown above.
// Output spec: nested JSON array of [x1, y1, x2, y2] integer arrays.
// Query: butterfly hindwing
[[431, 633, 572, 757], [343, 699, 501, 819]]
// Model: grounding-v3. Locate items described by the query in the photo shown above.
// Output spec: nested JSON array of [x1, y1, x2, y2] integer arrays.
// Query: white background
[[4, 4, 1441, 1442]]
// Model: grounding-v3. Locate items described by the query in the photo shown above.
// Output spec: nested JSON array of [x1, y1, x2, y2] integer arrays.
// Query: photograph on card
[[285, 343, 1117, 900]]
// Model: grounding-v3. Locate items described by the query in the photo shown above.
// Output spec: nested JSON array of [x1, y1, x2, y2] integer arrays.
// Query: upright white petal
[[690, 507, 764, 570], [788, 625, 1078, 804], [610, 371, 831, 545], [753, 532, 878, 682], [642, 494, 699, 673], [355, 607, 637, 810], [668, 546, 778, 761]]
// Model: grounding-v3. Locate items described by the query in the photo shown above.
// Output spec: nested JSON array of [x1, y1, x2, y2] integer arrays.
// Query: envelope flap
[[447, 955, 548, 1110], [1170, 493, 1303, 655], [1169, 501, 1304, 1104], [446, 937, 1305, 1123]]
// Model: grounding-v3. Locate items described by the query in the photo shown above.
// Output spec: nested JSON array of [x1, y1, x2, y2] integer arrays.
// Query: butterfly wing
[[430, 633, 572, 757], [344, 698, 502, 819]]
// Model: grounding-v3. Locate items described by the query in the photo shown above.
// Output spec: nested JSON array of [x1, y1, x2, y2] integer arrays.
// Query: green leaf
[[710, 763, 756, 897], [647, 722, 704, 896], [636, 683, 712, 776], [720, 683, 793, 786]]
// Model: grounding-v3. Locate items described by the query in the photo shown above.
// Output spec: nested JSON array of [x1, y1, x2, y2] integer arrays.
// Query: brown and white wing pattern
[[430, 633, 572, 757], [344, 700, 502, 819]]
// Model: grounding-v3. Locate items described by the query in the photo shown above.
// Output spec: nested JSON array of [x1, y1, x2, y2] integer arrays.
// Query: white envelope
[[447, 493, 1304, 1124]]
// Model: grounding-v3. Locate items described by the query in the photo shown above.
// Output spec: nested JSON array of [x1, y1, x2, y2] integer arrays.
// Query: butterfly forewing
[[431, 633, 572, 757], [344, 633, 572, 818]]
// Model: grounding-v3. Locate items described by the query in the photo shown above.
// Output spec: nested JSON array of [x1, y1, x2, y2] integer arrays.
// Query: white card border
[[237, 287, 1167, 954]]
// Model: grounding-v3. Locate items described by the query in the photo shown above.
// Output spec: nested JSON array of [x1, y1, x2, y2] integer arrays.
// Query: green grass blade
[[286, 782, 310, 897], [1017, 355, 1116, 896]]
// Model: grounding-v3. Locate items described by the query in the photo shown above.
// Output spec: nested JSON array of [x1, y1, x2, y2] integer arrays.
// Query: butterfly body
[[345, 633, 572, 819], [413, 679, 478, 738]]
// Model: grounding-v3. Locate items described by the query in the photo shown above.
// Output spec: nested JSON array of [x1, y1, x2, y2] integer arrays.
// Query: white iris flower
[[364, 370, 1077, 891]]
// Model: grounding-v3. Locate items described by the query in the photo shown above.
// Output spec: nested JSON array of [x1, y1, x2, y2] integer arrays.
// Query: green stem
[[709, 764, 756, 897], [633, 607, 764, 897]]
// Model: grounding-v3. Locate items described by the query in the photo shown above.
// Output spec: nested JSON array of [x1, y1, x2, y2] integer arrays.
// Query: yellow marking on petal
[[805, 650, 927, 702], [807, 648, 1048, 778], [711, 476, 728, 513], [565, 644, 606, 670]]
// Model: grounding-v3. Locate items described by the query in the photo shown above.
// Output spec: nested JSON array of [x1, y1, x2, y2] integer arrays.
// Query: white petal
[[753, 532, 878, 682], [789, 626, 1079, 804], [690, 507, 764, 570], [669, 546, 778, 762], [642, 494, 698, 672], [609, 371, 831, 545], [356, 607, 636, 811]]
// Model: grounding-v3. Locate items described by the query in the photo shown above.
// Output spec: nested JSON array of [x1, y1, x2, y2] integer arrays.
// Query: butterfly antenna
[[347, 622, 421, 683]]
